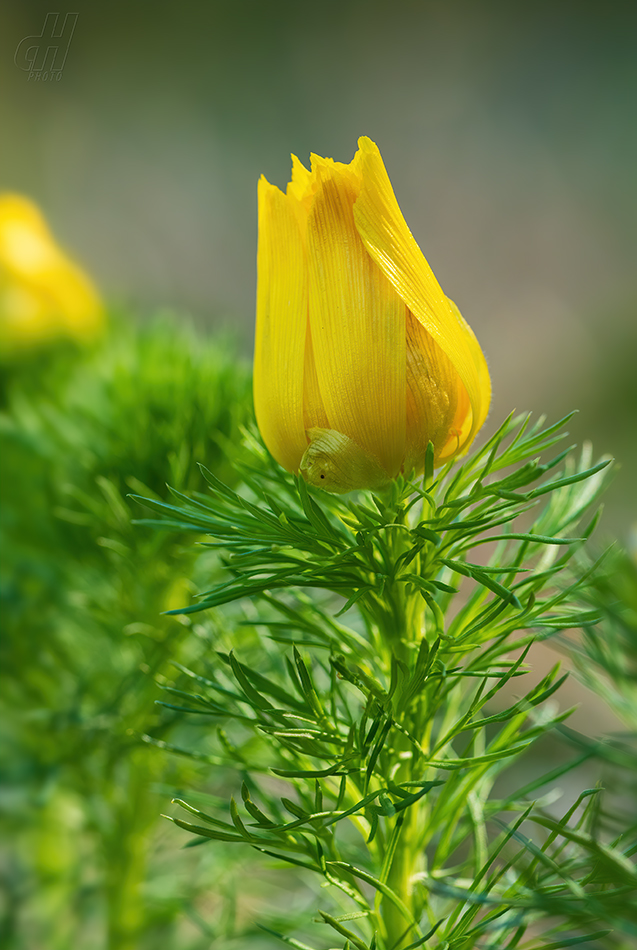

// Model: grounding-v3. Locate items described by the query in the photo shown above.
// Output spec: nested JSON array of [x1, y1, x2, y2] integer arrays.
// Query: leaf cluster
[[139, 413, 636, 948]]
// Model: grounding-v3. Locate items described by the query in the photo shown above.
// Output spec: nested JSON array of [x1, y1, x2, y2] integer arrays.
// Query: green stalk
[[383, 801, 423, 949], [371, 513, 428, 949], [103, 751, 155, 950]]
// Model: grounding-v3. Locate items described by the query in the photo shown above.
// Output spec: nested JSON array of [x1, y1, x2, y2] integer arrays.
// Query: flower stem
[[369, 518, 429, 949]]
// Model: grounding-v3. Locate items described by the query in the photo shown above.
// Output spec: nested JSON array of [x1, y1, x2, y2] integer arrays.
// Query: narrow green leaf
[[326, 861, 417, 929], [241, 783, 277, 828], [171, 798, 235, 832], [366, 717, 393, 788], [334, 585, 375, 617], [272, 764, 361, 779], [401, 920, 444, 949], [440, 558, 521, 608], [253, 847, 322, 873], [318, 911, 368, 950], [379, 812, 404, 885], [228, 652, 274, 710], [464, 532, 584, 548], [293, 647, 325, 720], [229, 797, 254, 840], [535, 931, 612, 950], [256, 924, 319, 949], [527, 458, 612, 499], [165, 815, 245, 843]]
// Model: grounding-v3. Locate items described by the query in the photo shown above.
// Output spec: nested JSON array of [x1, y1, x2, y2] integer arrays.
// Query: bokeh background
[[1, 0, 636, 534]]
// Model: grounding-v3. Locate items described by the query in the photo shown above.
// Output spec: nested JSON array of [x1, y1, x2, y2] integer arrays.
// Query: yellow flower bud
[[0, 193, 103, 354], [254, 137, 491, 493]]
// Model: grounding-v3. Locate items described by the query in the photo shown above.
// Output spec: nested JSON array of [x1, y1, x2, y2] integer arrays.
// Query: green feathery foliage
[[568, 548, 637, 733], [137, 412, 637, 949], [0, 314, 251, 950]]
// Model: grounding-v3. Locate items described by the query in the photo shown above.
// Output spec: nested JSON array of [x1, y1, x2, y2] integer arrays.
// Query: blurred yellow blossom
[[0, 193, 103, 354], [254, 136, 491, 492]]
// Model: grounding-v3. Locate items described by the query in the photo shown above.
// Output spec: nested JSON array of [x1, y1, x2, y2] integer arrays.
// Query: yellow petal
[[253, 177, 308, 473], [448, 297, 491, 436], [306, 157, 406, 478], [404, 310, 459, 472], [303, 318, 330, 431], [352, 137, 490, 449], [438, 383, 472, 461], [287, 154, 314, 207]]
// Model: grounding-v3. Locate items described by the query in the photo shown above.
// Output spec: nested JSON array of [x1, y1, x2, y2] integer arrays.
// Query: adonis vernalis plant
[[135, 140, 636, 948]]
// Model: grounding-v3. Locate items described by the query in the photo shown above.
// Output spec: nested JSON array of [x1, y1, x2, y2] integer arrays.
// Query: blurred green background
[[1, 0, 636, 533]]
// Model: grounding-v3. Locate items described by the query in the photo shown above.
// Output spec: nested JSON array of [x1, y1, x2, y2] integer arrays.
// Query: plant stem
[[383, 801, 423, 949], [371, 515, 428, 949]]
